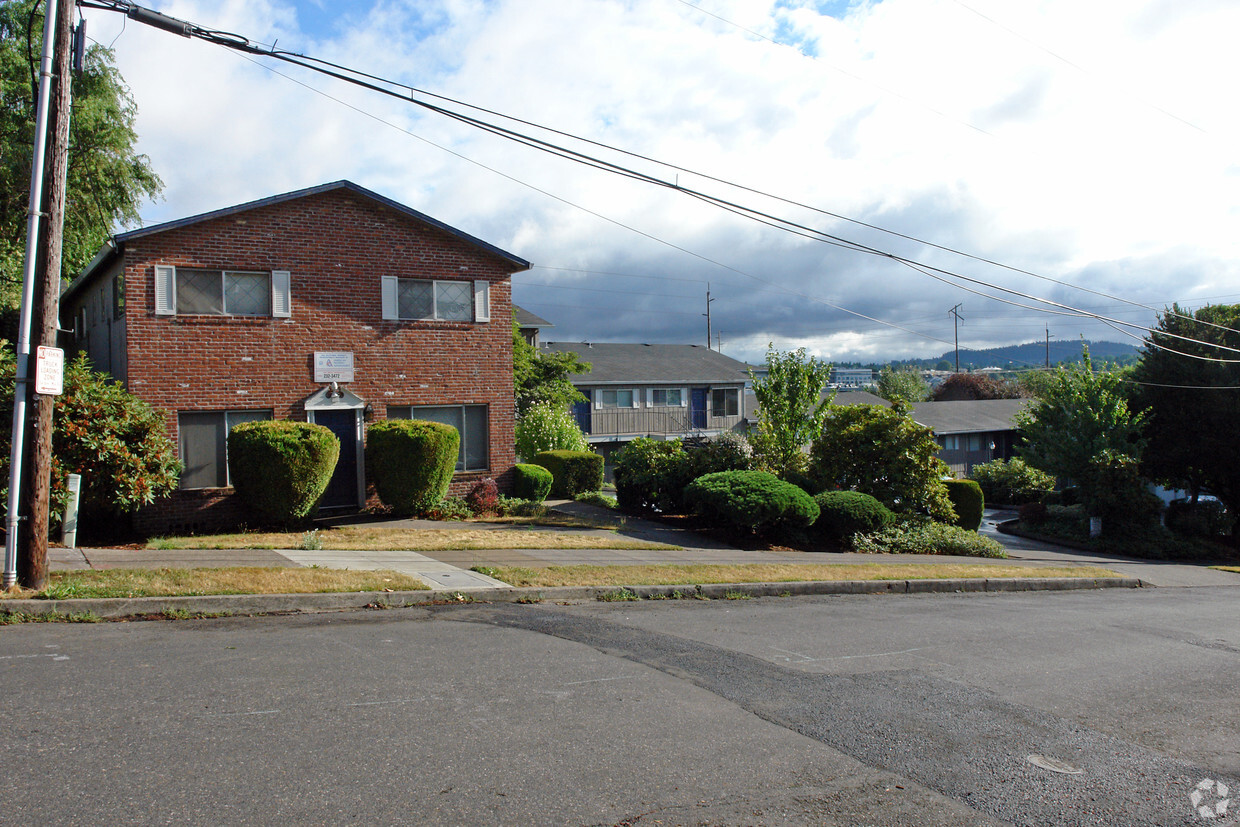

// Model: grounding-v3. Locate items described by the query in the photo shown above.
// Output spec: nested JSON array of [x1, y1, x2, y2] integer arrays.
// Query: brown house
[[60, 181, 528, 532]]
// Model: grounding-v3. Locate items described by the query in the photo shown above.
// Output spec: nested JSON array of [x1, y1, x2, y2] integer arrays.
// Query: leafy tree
[[1016, 349, 1149, 530], [876, 366, 928, 404], [930, 372, 1026, 401], [0, 0, 162, 303], [1017, 369, 1057, 400], [0, 351, 180, 528], [748, 346, 833, 474], [809, 402, 955, 522], [1131, 303, 1240, 532], [512, 317, 590, 414]]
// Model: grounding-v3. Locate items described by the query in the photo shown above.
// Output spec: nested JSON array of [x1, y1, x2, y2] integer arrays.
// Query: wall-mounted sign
[[314, 351, 354, 383], [34, 345, 64, 395]]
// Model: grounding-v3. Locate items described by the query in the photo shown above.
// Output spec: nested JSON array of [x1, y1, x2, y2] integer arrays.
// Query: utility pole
[[1045, 325, 1050, 368], [703, 283, 715, 350], [949, 303, 964, 373], [4, 0, 73, 590]]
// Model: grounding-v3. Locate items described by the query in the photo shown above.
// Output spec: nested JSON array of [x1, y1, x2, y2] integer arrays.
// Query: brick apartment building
[[59, 181, 528, 532]]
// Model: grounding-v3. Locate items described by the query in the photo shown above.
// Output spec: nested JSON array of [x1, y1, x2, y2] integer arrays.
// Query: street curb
[[0, 576, 1144, 621]]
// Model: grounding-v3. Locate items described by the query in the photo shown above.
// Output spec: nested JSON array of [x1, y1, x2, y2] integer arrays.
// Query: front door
[[573, 389, 592, 434], [314, 409, 361, 509], [690, 388, 708, 429]]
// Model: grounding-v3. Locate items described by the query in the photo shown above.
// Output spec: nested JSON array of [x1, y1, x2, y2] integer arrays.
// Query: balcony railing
[[585, 407, 742, 438]]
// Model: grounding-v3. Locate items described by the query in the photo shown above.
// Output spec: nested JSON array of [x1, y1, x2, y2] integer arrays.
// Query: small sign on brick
[[314, 351, 354, 383]]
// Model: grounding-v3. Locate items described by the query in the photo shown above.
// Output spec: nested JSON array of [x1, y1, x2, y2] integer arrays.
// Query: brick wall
[[102, 188, 518, 534]]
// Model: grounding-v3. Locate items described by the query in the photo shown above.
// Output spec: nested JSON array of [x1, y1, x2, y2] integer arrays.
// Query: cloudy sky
[[77, 0, 1240, 365]]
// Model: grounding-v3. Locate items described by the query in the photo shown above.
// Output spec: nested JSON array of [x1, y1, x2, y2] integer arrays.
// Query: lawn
[[470, 563, 1123, 588], [1, 567, 429, 600], [149, 525, 679, 552]]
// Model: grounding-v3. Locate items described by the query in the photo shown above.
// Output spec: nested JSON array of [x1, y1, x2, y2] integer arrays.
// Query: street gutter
[[0, 575, 1145, 621]]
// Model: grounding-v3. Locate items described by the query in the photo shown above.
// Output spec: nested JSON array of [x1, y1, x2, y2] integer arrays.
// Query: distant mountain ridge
[[917, 340, 1137, 370]]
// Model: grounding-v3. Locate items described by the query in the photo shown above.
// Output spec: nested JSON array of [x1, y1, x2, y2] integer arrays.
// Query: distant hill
[[917, 340, 1138, 371]]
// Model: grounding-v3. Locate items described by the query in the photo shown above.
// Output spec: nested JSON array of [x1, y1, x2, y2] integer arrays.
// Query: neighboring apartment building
[[540, 342, 750, 471], [61, 180, 528, 532], [831, 367, 874, 389], [911, 398, 1030, 477]]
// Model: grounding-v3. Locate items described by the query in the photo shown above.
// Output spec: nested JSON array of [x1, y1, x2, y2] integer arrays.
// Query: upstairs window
[[649, 388, 684, 407], [596, 389, 637, 408], [711, 388, 739, 417], [154, 266, 291, 318], [382, 277, 491, 322]]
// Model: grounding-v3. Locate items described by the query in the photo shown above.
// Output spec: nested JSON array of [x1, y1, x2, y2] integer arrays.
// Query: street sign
[[34, 345, 63, 395]]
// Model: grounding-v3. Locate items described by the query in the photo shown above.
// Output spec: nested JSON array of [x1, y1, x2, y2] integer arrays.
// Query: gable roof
[[63, 180, 529, 303], [544, 342, 750, 385], [910, 398, 1031, 435], [514, 305, 553, 329]]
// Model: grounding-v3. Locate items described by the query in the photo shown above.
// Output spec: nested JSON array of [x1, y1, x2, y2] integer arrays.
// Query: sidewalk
[[45, 506, 1240, 591]]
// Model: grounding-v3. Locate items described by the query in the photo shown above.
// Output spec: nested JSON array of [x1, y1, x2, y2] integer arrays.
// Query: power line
[[82, 0, 1240, 362]]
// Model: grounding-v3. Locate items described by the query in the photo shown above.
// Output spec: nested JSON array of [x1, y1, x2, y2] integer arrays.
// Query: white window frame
[[596, 388, 639, 409], [710, 387, 739, 418], [388, 404, 490, 472], [381, 276, 490, 323], [178, 409, 273, 489], [648, 388, 686, 408], [154, 265, 291, 318]]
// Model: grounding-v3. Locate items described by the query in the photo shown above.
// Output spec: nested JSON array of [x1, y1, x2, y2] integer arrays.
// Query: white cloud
[[78, 0, 1240, 364]]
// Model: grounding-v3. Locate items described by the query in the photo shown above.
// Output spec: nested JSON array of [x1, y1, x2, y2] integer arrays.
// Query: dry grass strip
[[1, 567, 428, 600], [1210, 566, 1240, 574], [479, 563, 1122, 588], [150, 527, 678, 552]]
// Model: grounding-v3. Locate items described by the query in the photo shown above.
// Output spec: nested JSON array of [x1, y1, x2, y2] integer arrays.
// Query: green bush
[[227, 421, 340, 526], [513, 463, 553, 502], [812, 491, 894, 541], [944, 479, 984, 531], [613, 438, 685, 513], [1165, 499, 1233, 537], [853, 518, 1006, 557], [781, 469, 821, 496], [968, 457, 1055, 505], [684, 470, 819, 535], [366, 419, 459, 516], [575, 491, 618, 509], [532, 450, 604, 498], [515, 403, 588, 461]]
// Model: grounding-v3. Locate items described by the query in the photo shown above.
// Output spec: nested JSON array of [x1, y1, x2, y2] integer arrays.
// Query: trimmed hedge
[[228, 420, 340, 526], [944, 479, 984, 531], [513, 463, 553, 502], [532, 450, 604, 498], [366, 419, 459, 516], [684, 470, 819, 535], [812, 490, 894, 541], [612, 435, 752, 515], [968, 457, 1055, 506]]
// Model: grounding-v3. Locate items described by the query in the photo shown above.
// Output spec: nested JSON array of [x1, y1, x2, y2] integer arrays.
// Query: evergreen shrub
[[812, 491, 894, 541], [684, 470, 819, 535], [1165, 499, 1233, 538], [968, 457, 1055, 505], [532, 450, 604, 498], [513, 463, 553, 502], [366, 419, 459, 516], [944, 479, 985, 531], [228, 420, 340, 526], [612, 438, 684, 513]]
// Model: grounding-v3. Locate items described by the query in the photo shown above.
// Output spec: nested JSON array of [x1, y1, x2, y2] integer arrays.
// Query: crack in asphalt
[[445, 603, 1236, 827]]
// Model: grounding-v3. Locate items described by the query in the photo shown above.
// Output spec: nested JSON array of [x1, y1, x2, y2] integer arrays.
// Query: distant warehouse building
[[831, 368, 874, 389]]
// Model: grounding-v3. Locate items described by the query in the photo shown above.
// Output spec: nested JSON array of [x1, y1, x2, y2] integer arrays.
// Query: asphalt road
[[1, 587, 1237, 826]]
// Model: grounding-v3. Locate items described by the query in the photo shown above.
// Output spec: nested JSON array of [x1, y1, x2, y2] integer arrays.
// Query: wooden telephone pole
[[9, 0, 74, 590]]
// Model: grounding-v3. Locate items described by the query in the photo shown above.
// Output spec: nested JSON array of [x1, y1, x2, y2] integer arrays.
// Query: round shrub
[[227, 420, 340, 526], [968, 457, 1055, 506], [532, 449, 604, 498], [366, 419, 460, 516], [684, 470, 819, 535], [515, 403, 588, 461], [466, 477, 500, 516], [781, 469, 821, 496], [613, 438, 685, 513], [812, 491, 894, 541], [513, 463, 553, 502], [944, 479, 984, 531]]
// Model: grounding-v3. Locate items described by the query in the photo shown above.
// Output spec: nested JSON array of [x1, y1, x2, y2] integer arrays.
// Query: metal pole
[[3, 0, 61, 590]]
